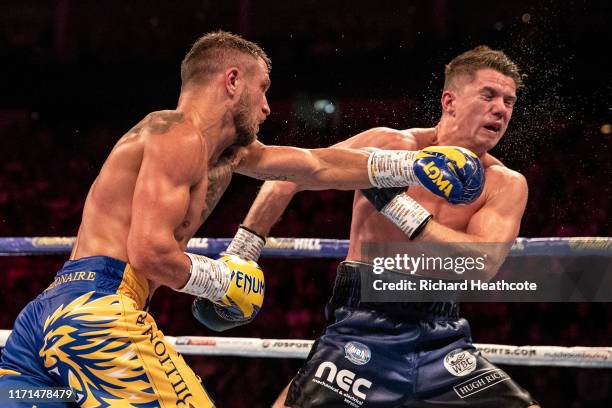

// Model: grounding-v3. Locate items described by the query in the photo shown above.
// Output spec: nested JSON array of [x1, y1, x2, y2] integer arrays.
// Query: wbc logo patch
[[443, 349, 477, 377]]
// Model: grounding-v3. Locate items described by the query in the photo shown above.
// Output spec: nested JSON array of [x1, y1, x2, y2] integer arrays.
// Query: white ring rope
[[1, 237, 610, 369], [0, 330, 609, 368]]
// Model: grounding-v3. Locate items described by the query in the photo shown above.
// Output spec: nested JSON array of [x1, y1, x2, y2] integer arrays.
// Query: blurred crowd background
[[1, 0, 610, 406]]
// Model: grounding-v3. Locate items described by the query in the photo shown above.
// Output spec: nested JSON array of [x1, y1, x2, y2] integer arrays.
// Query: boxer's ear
[[441, 91, 456, 116], [224, 67, 240, 97]]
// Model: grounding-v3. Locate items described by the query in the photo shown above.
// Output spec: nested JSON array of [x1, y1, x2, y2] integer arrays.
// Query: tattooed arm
[[235, 141, 372, 190], [200, 155, 235, 222]]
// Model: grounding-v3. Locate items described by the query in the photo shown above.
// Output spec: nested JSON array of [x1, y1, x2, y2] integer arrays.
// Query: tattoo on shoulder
[[126, 123, 143, 135], [148, 112, 185, 134]]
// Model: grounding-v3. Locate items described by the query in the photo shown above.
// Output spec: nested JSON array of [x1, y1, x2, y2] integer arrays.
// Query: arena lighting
[[600, 123, 611, 134], [314, 99, 336, 114]]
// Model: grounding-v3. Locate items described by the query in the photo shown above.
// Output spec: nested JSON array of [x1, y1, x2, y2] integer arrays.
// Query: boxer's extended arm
[[127, 125, 204, 289], [239, 127, 415, 237], [236, 141, 371, 190], [237, 134, 439, 191]]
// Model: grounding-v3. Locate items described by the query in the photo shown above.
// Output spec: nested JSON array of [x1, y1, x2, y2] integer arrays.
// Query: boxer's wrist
[[360, 187, 406, 212], [368, 150, 420, 187], [223, 225, 266, 262], [178, 253, 231, 300], [380, 194, 432, 240]]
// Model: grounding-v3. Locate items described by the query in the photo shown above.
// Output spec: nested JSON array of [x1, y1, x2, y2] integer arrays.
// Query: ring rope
[[0, 330, 609, 368], [1, 237, 610, 369], [0, 236, 611, 257]]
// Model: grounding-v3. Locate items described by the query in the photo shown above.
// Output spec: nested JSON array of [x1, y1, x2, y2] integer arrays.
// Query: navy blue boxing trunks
[[0, 256, 214, 407], [285, 261, 537, 408]]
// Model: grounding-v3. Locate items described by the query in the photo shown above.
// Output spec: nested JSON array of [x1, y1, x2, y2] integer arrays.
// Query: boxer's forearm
[[417, 220, 489, 243], [299, 147, 372, 190], [239, 143, 439, 190], [127, 240, 192, 289], [415, 220, 513, 280], [238, 145, 372, 190], [235, 143, 372, 190], [243, 181, 298, 236], [414, 170, 526, 278]]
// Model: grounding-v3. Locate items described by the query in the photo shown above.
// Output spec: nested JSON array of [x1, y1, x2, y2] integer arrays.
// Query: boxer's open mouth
[[483, 123, 501, 135]]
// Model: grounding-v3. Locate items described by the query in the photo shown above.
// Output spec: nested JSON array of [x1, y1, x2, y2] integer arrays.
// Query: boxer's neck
[[177, 87, 240, 162], [435, 118, 461, 145], [434, 118, 486, 159]]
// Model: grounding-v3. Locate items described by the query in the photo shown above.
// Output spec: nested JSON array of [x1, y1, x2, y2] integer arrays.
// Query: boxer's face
[[443, 68, 517, 153], [234, 58, 271, 146]]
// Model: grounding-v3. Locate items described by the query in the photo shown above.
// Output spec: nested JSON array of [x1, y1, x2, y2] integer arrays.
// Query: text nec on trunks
[[314, 361, 372, 400]]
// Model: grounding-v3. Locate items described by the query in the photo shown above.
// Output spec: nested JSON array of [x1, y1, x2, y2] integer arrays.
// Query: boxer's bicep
[[128, 132, 202, 258], [466, 171, 528, 243]]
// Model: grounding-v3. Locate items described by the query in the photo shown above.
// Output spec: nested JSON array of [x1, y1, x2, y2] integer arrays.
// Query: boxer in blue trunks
[[230, 46, 539, 407], [0, 31, 449, 407]]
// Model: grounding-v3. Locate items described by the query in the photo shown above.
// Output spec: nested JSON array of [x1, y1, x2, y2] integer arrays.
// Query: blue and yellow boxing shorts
[[0, 256, 214, 407]]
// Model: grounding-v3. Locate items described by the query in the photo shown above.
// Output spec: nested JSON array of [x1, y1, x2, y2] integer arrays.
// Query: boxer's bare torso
[[342, 127, 514, 262], [69, 107, 375, 295], [71, 111, 239, 294]]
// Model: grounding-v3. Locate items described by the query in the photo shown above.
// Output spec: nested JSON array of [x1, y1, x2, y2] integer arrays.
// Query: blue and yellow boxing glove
[[368, 146, 484, 204], [413, 146, 484, 204], [185, 226, 266, 331], [191, 254, 265, 331]]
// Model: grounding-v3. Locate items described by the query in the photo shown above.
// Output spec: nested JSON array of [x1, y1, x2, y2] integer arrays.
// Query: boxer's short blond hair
[[444, 46, 524, 90], [181, 31, 271, 88]]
